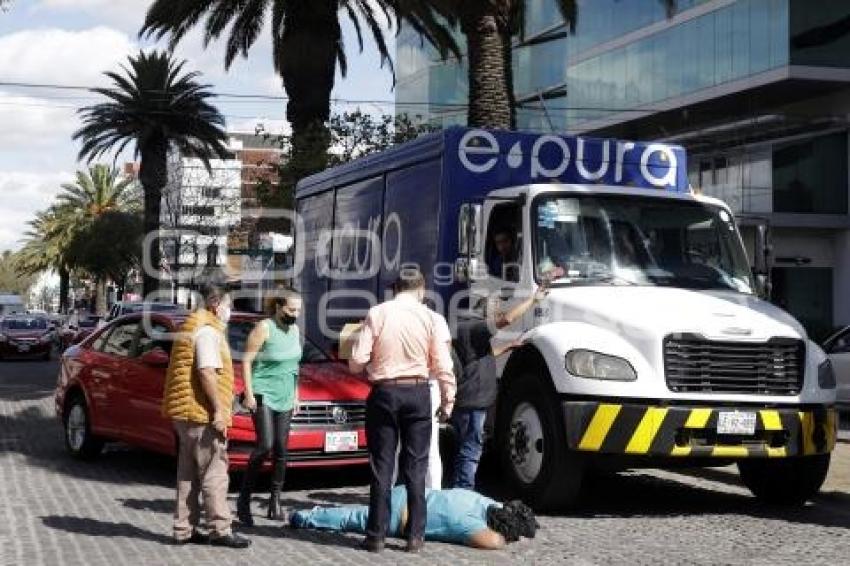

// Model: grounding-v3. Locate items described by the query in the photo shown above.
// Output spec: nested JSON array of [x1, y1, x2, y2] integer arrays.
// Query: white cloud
[[0, 171, 72, 253], [0, 26, 136, 87], [0, 91, 78, 150], [34, 0, 149, 29]]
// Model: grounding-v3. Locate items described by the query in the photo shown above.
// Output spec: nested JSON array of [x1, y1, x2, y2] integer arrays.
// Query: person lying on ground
[[289, 486, 539, 550]]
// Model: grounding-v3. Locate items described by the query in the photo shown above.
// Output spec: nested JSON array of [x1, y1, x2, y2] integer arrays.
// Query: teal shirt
[[251, 319, 301, 412]]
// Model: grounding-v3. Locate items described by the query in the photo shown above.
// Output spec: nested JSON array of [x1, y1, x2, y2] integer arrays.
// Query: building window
[[201, 187, 222, 198], [182, 205, 215, 216], [772, 132, 848, 214]]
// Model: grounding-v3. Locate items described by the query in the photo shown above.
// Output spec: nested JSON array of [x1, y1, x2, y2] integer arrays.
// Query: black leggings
[[246, 401, 293, 488]]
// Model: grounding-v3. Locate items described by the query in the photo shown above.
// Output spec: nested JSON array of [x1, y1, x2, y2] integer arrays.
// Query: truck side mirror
[[457, 203, 483, 282], [753, 223, 771, 275]]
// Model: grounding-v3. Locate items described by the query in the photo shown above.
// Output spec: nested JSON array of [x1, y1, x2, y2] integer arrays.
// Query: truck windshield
[[533, 195, 754, 293]]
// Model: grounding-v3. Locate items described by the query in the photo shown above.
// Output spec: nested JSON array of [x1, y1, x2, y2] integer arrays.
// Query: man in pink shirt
[[349, 269, 455, 554]]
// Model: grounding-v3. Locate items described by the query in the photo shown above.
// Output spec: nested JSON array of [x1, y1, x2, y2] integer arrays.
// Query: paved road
[[2, 359, 850, 565]]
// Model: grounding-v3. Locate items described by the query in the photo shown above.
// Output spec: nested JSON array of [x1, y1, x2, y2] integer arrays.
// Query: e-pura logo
[[457, 129, 680, 188]]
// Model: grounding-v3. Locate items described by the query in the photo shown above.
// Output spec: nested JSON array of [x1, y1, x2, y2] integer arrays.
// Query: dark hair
[[198, 283, 228, 307], [393, 268, 425, 293], [485, 501, 539, 543], [264, 286, 301, 315]]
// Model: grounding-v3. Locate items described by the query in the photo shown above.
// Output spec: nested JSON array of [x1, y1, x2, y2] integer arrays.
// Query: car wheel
[[497, 369, 583, 511], [63, 394, 104, 459], [738, 454, 830, 505]]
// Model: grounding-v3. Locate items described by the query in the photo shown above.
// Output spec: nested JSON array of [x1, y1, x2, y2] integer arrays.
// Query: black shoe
[[175, 530, 210, 545], [405, 537, 424, 553], [209, 533, 252, 549], [267, 489, 283, 521], [236, 495, 253, 527], [359, 536, 384, 553]]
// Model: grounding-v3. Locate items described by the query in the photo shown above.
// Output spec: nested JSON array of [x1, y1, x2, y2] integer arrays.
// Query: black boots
[[267, 485, 284, 520], [236, 492, 253, 527]]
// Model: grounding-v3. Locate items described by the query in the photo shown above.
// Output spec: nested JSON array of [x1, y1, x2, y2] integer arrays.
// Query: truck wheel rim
[[67, 405, 86, 451], [509, 402, 544, 484]]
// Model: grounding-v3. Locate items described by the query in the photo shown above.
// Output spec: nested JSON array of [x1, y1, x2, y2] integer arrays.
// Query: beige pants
[[173, 421, 231, 540]]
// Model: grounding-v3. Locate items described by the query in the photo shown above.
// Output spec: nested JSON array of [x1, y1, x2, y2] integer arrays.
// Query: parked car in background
[[55, 311, 370, 471], [104, 301, 183, 323], [0, 315, 53, 360], [824, 327, 850, 411], [59, 316, 102, 350]]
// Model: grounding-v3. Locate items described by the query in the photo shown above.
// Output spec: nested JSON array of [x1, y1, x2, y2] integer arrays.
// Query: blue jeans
[[450, 409, 487, 489]]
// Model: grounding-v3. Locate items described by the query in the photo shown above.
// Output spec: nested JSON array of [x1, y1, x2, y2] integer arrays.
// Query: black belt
[[372, 377, 429, 387]]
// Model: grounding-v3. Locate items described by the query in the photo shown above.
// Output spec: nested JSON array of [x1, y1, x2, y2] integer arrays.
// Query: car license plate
[[325, 431, 358, 452], [18, 345, 30, 352], [717, 411, 757, 435]]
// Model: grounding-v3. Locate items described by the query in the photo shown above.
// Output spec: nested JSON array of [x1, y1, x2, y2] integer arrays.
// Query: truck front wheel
[[498, 369, 583, 511], [738, 454, 830, 505]]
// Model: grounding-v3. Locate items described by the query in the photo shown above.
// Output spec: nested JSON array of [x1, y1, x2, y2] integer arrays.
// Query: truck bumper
[[564, 401, 837, 458]]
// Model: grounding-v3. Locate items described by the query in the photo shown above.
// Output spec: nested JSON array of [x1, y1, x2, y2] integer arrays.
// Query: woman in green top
[[237, 289, 302, 526]]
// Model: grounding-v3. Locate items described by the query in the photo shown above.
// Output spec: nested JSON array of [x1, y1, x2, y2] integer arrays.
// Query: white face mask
[[216, 305, 231, 324]]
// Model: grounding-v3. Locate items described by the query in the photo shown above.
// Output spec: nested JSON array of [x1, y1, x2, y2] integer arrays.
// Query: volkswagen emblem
[[331, 406, 349, 425]]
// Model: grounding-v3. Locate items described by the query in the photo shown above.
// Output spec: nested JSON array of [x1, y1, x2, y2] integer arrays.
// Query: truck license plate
[[18, 345, 30, 352], [717, 411, 757, 435], [325, 431, 358, 452]]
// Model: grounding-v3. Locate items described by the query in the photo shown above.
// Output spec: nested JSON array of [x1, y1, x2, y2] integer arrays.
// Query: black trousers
[[365, 382, 431, 541], [245, 400, 293, 489]]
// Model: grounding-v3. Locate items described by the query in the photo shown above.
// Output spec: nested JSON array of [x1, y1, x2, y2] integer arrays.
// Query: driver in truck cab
[[487, 226, 520, 283]]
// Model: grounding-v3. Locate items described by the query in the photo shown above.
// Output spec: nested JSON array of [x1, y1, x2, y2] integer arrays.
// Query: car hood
[[233, 362, 370, 402]]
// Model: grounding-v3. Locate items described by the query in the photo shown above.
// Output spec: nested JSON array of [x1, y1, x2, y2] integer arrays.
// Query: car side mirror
[[140, 347, 170, 367]]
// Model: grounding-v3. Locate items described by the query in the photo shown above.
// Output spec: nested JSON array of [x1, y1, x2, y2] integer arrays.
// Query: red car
[[58, 316, 102, 350], [55, 311, 370, 470], [0, 315, 53, 360]]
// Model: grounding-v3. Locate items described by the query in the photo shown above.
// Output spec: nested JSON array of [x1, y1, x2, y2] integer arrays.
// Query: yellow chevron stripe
[[826, 409, 838, 451], [759, 410, 782, 431], [578, 404, 621, 451], [799, 412, 815, 456], [670, 445, 692, 456], [684, 408, 712, 429], [711, 445, 749, 458], [767, 446, 787, 458], [625, 407, 668, 454]]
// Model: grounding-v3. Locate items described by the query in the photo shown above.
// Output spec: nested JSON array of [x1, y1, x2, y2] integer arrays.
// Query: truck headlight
[[818, 359, 836, 389], [566, 349, 637, 381]]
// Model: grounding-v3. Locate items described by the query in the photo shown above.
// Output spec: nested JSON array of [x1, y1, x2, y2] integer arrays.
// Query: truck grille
[[664, 334, 804, 395], [291, 402, 366, 428]]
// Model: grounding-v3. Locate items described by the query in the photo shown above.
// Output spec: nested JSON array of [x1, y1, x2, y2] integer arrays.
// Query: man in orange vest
[[161, 284, 250, 548]]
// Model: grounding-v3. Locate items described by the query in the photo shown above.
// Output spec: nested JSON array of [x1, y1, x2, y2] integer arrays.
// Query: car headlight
[[818, 359, 836, 389], [0, 334, 6, 343], [565, 349, 637, 381]]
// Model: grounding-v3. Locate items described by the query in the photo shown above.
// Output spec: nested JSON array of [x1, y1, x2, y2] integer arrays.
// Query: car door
[[825, 328, 850, 408], [94, 320, 141, 440], [120, 318, 174, 452]]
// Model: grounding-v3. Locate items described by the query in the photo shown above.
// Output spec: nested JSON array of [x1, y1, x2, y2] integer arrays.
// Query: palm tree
[[73, 50, 229, 298], [140, 1, 460, 177], [434, 0, 677, 129], [18, 165, 139, 315]]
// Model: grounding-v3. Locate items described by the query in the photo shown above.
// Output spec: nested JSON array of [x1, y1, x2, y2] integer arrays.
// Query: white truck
[[296, 128, 838, 509]]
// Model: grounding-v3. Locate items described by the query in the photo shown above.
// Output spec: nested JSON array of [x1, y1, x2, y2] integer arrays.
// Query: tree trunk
[[139, 138, 168, 300], [58, 267, 70, 314], [462, 9, 513, 129], [500, 31, 518, 129], [278, 1, 338, 178], [94, 276, 108, 316]]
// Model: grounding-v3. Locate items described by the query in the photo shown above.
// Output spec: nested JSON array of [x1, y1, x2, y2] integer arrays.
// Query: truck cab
[[460, 183, 837, 509]]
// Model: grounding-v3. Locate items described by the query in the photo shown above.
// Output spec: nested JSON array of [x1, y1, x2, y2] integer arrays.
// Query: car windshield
[[534, 195, 754, 293], [2, 318, 48, 330], [226, 320, 330, 363]]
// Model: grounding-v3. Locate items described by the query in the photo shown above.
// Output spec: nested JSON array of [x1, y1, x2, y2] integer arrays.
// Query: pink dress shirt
[[351, 293, 456, 412]]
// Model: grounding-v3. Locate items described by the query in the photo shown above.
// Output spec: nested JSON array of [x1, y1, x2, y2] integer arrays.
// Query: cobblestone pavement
[[2, 360, 850, 566]]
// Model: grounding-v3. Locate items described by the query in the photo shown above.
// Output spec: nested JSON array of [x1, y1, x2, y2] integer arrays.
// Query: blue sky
[[0, 0, 396, 252]]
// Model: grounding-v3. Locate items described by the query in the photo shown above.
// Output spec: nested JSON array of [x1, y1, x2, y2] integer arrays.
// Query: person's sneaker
[[359, 536, 384, 553], [209, 533, 252, 549], [405, 537, 424, 553], [174, 530, 210, 545]]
